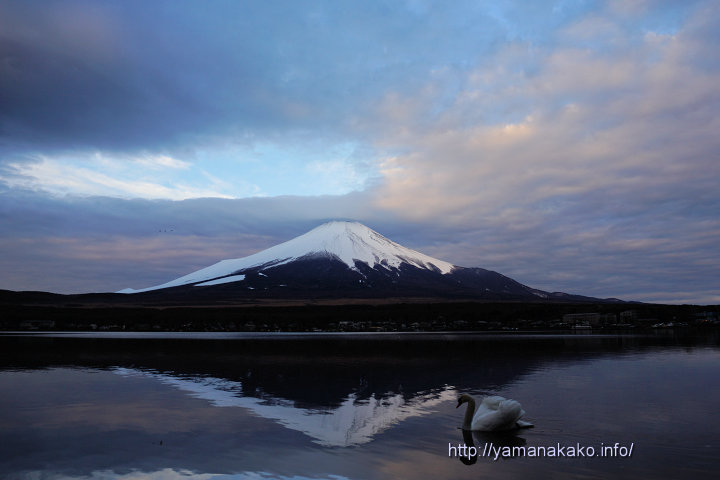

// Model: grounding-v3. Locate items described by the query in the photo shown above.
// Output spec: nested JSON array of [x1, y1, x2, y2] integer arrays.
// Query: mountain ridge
[[115, 221, 623, 303], [119, 221, 455, 293]]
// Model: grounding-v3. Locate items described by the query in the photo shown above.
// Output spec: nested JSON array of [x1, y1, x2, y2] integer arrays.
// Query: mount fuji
[[118, 221, 608, 302]]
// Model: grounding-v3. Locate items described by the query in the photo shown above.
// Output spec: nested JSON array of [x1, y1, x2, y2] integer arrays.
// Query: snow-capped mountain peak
[[281, 221, 455, 274], [119, 221, 455, 293]]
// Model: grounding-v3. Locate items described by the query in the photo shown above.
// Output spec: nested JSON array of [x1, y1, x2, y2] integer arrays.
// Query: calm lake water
[[1, 331, 719, 479]]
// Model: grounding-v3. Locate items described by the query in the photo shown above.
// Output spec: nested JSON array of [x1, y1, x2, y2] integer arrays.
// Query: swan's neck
[[462, 397, 476, 430]]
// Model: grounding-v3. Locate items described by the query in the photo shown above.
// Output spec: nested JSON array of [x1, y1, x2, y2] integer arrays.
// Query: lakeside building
[[563, 313, 617, 327]]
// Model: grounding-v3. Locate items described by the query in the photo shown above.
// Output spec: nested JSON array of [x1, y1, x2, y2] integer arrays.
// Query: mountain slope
[[118, 221, 617, 302], [119, 221, 454, 293]]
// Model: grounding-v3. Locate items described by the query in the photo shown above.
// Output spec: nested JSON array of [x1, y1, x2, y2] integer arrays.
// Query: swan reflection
[[114, 367, 455, 447], [457, 427, 528, 465]]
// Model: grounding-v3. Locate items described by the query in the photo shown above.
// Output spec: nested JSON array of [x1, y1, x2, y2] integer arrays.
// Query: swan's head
[[456, 394, 473, 408]]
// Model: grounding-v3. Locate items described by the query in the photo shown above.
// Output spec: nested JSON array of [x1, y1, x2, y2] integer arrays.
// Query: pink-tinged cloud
[[362, 6, 720, 302]]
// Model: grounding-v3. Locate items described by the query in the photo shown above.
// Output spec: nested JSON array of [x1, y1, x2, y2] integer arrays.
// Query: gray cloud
[[0, 0, 536, 158]]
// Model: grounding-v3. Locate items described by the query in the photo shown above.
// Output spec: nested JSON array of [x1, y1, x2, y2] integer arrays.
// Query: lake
[[1, 331, 719, 479]]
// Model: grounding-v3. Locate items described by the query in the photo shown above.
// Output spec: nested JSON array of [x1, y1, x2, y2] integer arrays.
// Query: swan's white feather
[[467, 395, 533, 431]]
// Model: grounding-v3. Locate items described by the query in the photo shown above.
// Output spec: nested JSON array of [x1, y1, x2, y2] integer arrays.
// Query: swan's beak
[[456, 400, 462, 408]]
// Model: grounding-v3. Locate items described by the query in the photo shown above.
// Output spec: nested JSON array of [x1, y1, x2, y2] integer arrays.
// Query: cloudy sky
[[1, 0, 718, 304]]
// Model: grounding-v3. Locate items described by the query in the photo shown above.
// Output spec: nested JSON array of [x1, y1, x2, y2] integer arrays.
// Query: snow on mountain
[[119, 221, 456, 293], [193, 274, 246, 287], [113, 367, 456, 447]]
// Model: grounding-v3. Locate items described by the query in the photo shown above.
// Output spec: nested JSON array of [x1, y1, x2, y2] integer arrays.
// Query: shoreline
[[1, 300, 717, 333]]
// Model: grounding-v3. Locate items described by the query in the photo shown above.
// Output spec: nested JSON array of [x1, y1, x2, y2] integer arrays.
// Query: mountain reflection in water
[[114, 367, 456, 447]]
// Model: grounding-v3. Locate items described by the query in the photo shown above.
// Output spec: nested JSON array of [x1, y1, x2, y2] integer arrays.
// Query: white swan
[[457, 394, 533, 431]]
